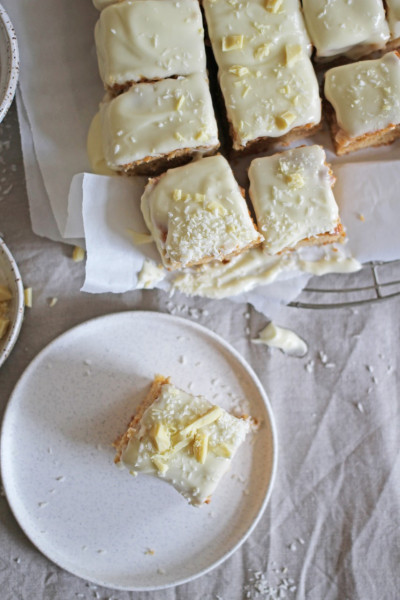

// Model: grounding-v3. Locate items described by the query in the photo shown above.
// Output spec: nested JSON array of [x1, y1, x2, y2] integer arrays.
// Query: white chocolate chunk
[[229, 65, 250, 76], [193, 431, 209, 464], [265, 0, 283, 12], [285, 44, 302, 66], [275, 111, 296, 130], [72, 246, 85, 262], [222, 34, 244, 51], [172, 406, 223, 443], [150, 423, 171, 453], [24, 288, 32, 308]]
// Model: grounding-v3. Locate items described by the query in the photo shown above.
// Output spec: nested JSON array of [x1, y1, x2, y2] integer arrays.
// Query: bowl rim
[[0, 3, 19, 123], [0, 238, 24, 368]]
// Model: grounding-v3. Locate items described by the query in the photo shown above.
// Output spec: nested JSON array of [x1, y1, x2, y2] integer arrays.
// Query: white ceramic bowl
[[0, 4, 19, 123], [0, 238, 24, 367]]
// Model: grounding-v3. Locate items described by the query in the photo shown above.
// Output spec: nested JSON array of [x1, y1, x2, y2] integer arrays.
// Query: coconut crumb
[[305, 360, 314, 373]]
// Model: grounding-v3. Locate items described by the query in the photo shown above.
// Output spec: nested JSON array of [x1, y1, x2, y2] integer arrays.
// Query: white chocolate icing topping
[[99, 74, 219, 170], [141, 155, 263, 269], [324, 52, 400, 138], [95, 0, 206, 88], [302, 0, 390, 59], [203, 0, 320, 147], [298, 255, 361, 276], [120, 382, 249, 505], [386, 0, 400, 39], [248, 145, 340, 254]]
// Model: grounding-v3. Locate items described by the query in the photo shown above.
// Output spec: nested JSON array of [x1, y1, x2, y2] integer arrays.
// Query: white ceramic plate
[[1, 311, 277, 591], [0, 238, 24, 367], [0, 4, 19, 122]]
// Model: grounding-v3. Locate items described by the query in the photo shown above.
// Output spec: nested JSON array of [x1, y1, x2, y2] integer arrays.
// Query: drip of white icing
[[172, 246, 362, 300], [298, 256, 361, 276], [172, 247, 295, 298], [252, 322, 308, 357], [136, 259, 165, 289]]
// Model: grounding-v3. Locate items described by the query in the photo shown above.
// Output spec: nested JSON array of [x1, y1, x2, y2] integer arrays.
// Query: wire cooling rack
[[289, 260, 400, 309]]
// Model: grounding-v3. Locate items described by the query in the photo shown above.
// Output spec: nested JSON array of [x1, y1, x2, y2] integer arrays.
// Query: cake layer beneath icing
[[99, 74, 219, 170], [248, 145, 340, 254], [302, 0, 389, 59], [324, 52, 400, 139], [95, 0, 206, 88], [141, 155, 263, 270], [120, 380, 250, 505]]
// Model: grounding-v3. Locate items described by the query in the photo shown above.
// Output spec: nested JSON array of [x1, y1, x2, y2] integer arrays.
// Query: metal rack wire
[[289, 260, 400, 309]]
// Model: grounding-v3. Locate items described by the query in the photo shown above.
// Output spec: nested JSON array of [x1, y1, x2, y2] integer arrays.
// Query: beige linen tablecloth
[[0, 104, 399, 600]]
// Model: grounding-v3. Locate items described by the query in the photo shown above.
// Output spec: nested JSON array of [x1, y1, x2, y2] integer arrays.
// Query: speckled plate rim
[[0, 238, 24, 368], [0, 3, 19, 123], [0, 311, 278, 591]]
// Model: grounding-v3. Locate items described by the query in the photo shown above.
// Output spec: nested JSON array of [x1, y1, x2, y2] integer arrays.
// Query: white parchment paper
[[4, 0, 400, 314]]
